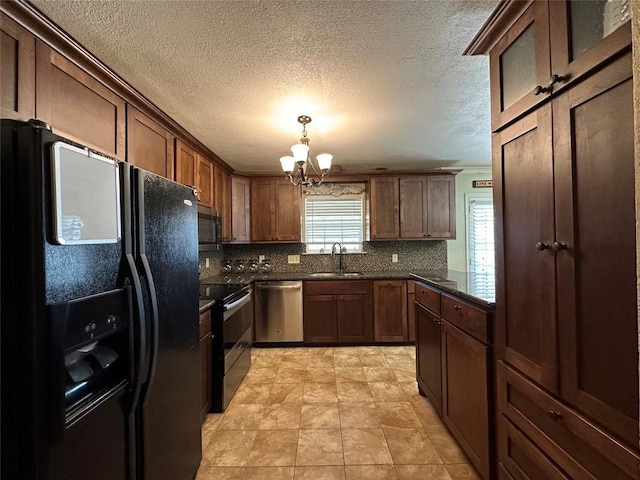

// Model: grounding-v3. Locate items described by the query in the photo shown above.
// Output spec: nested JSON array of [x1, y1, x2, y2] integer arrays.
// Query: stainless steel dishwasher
[[254, 281, 303, 344]]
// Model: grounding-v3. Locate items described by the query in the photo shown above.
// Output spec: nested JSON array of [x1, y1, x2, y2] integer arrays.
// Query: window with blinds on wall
[[304, 195, 365, 253], [467, 194, 495, 299]]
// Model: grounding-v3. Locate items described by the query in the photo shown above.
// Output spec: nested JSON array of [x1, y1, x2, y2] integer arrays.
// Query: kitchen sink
[[307, 272, 364, 278]]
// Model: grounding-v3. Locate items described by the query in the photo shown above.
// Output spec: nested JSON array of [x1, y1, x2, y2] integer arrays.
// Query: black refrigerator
[[1, 119, 202, 480]]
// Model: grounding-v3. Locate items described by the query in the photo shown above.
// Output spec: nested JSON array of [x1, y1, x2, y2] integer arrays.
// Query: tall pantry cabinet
[[465, 1, 638, 479]]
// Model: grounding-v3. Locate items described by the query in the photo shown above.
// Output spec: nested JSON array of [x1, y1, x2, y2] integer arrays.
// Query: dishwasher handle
[[256, 284, 301, 290]]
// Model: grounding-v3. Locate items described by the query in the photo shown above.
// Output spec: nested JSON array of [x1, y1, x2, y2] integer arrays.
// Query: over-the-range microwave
[[198, 205, 222, 250]]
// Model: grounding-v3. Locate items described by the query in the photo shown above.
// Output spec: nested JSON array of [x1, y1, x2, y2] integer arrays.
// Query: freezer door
[[133, 169, 201, 480]]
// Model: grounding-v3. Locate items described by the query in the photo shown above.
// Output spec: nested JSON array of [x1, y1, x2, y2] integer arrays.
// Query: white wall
[[447, 168, 493, 271]]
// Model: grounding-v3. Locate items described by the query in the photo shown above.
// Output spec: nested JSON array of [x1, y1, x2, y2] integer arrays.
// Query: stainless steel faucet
[[331, 242, 345, 272]]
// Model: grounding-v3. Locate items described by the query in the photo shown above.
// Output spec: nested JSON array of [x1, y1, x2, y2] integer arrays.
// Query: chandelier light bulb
[[280, 156, 295, 174], [291, 143, 309, 162], [316, 153, 333, 171]]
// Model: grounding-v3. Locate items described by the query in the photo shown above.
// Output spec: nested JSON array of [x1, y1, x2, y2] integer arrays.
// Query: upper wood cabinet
[[175, 139, 197, 187], [467, 0, 632, 132], [196, 154, 214, 208], [214, 167, 231, 242], [250, 178, 300, 243], [36, 41, 126, 159], [127, 106, 174, 178], [1, 13, 35, 121], [373, 280, 407, 342], [370, 175, 455, 240], [230, 176, 251, 243], [370, 177, 400, 239]]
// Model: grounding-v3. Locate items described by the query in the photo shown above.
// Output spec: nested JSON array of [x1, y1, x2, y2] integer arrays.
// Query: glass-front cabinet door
[[489, 1, 551, 131], [549, 0, 632, 94]]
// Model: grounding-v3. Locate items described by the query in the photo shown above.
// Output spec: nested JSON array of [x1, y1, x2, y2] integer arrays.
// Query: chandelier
[[279, 115, 332, 186]]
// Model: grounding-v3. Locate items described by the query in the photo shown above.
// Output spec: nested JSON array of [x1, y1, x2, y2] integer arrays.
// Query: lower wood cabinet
[[303, 281, 372, 344], [415, 302, 442, 415], [414, 280, 493, 479], [199, 310, 212, 420], [373, 280, 407, 342], [497, 361, 640, 480], [498, 416, 570, 480], [442, 321, 490, 480]]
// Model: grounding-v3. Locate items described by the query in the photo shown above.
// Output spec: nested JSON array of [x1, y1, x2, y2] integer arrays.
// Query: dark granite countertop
[[200, 269, 495, 308], [409, 270, 495, 308]]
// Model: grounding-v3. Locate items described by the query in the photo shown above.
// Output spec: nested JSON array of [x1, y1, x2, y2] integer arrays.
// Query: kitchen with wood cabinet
[[2, 1, 639, 479]]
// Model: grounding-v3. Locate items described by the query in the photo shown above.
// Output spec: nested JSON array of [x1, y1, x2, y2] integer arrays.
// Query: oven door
[[223, 289, 253, 372]]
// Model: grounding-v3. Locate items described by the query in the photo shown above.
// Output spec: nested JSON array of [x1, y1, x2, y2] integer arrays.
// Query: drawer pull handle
[[453, 305, 461, 311], [548, 410, 562, 421]]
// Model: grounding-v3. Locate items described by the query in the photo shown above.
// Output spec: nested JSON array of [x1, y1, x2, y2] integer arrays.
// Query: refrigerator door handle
[[124, 253, 147, 409], [139, 253, 160, 389]]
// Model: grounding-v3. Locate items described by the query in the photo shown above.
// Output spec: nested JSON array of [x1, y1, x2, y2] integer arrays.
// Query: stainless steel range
[[200, 283, 253, 412]]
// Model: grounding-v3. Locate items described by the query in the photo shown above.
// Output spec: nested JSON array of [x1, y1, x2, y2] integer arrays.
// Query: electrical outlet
[[205, 257, 210, 268], [288, 255, 300, 264], [392, 253, 398, 263], [258, 255, 265, 263]]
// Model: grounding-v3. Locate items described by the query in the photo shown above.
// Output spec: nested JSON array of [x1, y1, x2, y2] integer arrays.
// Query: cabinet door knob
[[534, 85, 549, 95], [535, 242, 550, 251], [453, 305, 461, 311], [548, 410, 562, 421], [551, 242, 567, 252], [548, 74, 565, 86]]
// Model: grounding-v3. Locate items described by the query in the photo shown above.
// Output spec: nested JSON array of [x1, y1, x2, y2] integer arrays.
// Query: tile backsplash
[[200, 241, 446, 278]]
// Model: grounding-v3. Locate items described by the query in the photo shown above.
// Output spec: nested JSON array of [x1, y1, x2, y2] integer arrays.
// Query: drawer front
[[414, 282, 440, 314], [441, 294, 488, 344], [498, 416, 571, 480], [497, 362, 640, 480], [304, 280, 371, 296], [199, 310, 212, 338]]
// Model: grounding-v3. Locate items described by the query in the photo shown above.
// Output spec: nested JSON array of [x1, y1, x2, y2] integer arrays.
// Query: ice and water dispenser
[[49, 287, 132, 434]]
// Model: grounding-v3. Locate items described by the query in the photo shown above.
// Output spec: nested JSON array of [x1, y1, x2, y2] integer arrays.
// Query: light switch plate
[[392, 254, 398, 263], [288, 255, 300, 264], [259, 255, 265, 263]]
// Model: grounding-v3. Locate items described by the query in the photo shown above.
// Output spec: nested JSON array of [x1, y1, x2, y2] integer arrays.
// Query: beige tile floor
[[197, 346, 480, 480]]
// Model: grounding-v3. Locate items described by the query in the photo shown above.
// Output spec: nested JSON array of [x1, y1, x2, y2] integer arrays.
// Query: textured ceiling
[[31, 0, 497, 173]]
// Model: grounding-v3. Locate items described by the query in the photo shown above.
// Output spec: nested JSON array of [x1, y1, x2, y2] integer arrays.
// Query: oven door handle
[[224, 291, 252, 319]]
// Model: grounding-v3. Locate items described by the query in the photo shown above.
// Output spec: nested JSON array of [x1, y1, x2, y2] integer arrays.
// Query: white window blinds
[[467, 196, 495, 299], [304, 196, 364, 253]]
